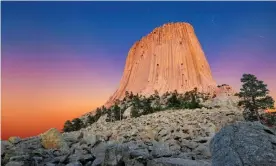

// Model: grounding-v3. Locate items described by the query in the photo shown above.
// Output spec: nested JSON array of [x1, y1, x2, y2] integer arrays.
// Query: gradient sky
[[2, 2, 276, 140]]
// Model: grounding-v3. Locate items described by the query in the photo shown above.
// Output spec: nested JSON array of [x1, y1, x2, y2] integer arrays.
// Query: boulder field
[[2, 105, 276, 165]]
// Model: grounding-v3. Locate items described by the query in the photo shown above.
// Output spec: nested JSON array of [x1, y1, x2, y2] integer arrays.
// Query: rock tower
[[106, 22, 217, 107]]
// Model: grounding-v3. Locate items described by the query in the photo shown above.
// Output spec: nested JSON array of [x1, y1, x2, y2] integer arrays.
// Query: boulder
[[180, 140, 198, 150], [32, 156, 43, 164], [210, 121, 276, 166], [147, 157, 211, 166], [62, 132, 81, 144], [97, 114, 108, 123], [151, 141, 173, 158], [1, 140, 13, 156], [5, 161, 24, 166], [102, 143, 123, 166], [19, 136, 42, 150], [68, 153, 95, 164], [66, 161, 83, 166], [83, 133, 100, 147], [91, 142, 107, 166], [193, 144, 211, 158], [44, 163, 56, 166], [9, 155, 29, 162], [129, 148, 150, 159], [92, 158, 103, 166], [8, 136, 21, 144], [40, 128, 69, 150], [121, 141, 151, 165], [123, 106, 133, 119]]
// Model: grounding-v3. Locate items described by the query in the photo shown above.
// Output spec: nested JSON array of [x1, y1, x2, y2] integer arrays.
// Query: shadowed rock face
[[210, 122, 276, 166], [106, 22, 217, 107]]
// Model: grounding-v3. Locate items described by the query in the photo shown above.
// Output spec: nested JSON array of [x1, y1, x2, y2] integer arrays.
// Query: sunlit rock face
[[106, 22, 217, 107]]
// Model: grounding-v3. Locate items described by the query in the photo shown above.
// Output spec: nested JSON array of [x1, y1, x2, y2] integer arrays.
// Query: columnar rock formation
[[106, 22, 217, 107]]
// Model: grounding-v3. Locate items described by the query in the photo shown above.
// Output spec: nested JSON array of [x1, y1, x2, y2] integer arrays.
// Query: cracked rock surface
[[210, 121, 276, 166]]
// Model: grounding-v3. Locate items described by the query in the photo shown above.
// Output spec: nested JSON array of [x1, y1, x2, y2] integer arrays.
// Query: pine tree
[[131, 107, 140, 118], [87, 115, 95, 125], [63, 120, 73, 132], [101, 106, 107, 114], [142, 98, 153, 115], [154, 90, 160, 99], [129, 91, 134, 100], [125, 91, 130, 100], [238, 74, 275, 121], [132, 94, 142, 108], [113, 104, 121, 121], [106, 108, 113, 122], [189, 92, 200, 109], [95, 107, 102, 121], [167, 92, 181, 109], [72, 118, 84, 131]]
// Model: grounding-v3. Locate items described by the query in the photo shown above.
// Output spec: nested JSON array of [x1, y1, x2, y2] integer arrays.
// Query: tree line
[[63, 88, 206, 132], [63, 73, 276, 132]]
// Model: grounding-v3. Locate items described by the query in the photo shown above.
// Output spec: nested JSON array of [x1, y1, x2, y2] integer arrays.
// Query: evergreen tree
[[132, 94, 142, 108], [131, 107, 140, 118], [106, 108, 113, 122], [63, 120, 73, 132], [154, 90, 160, 99], [142, 98, 153, 115], [167, 92, 181, 109], [101, 106, 107, 114], [87, 115, 95, 125], [72, 118, 84, 131], [149, 95, 155, 100], [129, 92, 134, 100], [189, 92, 200, 109], [125, 91, 130, 100], [113, 104, 121, 121], [95, 107, 102, 121], [153, 98, 162, 111], [238, 74, 275, 121]]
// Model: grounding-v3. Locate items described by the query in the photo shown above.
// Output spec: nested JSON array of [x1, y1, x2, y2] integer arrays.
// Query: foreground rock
[[210, 121, 276, 166], [2, 107, 243, 165], [148, 158, 211, 166], [41, 128, 69, 151], [8, 136, 21, 144]]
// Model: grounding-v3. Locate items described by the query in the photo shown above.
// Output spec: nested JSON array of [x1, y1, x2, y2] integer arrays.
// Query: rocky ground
[[1, 102, 244, 166]]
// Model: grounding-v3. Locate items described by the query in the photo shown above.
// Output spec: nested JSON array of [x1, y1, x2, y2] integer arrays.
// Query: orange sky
[[2, 69, 275, 140], [1, 68, 119, 139]]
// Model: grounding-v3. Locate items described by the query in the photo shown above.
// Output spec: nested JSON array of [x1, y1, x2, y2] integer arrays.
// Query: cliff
[[105, 22, 217, 107]]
